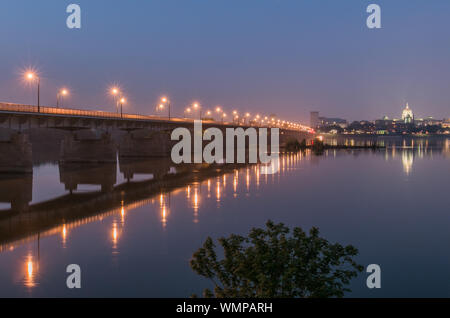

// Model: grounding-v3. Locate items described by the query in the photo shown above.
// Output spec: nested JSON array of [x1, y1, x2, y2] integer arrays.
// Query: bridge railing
[[0, 102, 162, 121], [0, 102, 310, 132]]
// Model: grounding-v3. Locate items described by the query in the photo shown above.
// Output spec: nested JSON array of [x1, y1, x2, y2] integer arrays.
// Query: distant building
[[402, 103, 414, 124], [375, 117, 393, 129], [443, 118, 450, 128], [319, 117, 348, 128], [310, 111, 319, 128]]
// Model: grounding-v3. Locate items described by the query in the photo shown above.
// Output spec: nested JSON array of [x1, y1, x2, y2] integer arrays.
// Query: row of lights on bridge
[[23, 70, 307, 130]]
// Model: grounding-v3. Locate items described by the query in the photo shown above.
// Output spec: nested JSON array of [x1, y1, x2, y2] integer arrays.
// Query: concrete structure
[[310, 111, 319, 128], [0, 102, 313, 172], [61, 131, 116, 163], [119, 129, 173, 158], [0, 133, 32, 173], [0, 174, 32, 211]]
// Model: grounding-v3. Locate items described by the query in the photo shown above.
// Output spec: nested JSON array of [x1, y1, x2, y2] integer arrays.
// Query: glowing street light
[[184, 107, 192, 118], [214, 106, 224, 122], [160, 96, 171, 119], [222, 112, 227, 123], [243, 112, 250, 125], [56, 88, 69, 108], [231, 110, 238, 123], [25, 71, 40, 112], [192, 102, 202, 119], [120, 97, 126, 118], [110, 87, 121, 113]]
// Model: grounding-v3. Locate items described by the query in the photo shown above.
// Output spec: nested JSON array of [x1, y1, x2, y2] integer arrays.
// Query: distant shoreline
[[319, 133, 449, 137]]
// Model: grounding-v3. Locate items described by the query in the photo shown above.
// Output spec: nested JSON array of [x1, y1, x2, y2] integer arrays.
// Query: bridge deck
[[0, 102, 309, 132]]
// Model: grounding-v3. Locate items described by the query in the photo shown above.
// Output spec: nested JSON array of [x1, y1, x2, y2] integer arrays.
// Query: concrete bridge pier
[[0, 174, 33, 212], [60, 130, 116, 163], [119, 129, 173, 158], [279, 130, 313, 150], [0, 132, 33, 173]]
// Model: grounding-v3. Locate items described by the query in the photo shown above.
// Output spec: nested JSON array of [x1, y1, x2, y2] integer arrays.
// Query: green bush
[[190, 220, 363, 298]]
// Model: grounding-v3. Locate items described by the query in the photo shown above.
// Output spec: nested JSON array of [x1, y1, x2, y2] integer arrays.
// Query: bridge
[[0, 102, 314, 173]]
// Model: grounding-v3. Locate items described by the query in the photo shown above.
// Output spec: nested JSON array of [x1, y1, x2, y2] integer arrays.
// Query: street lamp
[[25, 72, 40, 112], [110, 87, 120, 113], [231, 110, 239, 124], [185, 107, 191, 118], [215, 106, 223, 122], [192, 102, 202, 119], [120, 97, 126, 118], [161, 96, 171, 119], [57, 88, 69, 108]]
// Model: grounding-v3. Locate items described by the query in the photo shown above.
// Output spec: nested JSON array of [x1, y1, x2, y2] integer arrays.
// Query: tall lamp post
[[215, 106, 222, 123], [161, 97, 171, 119], [157, 103, 165, 116], [184, 107, 192, 118], [193, 102, 201, 120], [245, 113, 250, 125], [26, 72, 40, 112], [255, 114, 261, 126], [120, 97, 126, 118], [57, 88, 68, 108], [110, 87, 120, 113]]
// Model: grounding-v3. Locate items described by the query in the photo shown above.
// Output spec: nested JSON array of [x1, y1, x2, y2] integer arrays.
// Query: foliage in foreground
[[190, 220, 363, 298]]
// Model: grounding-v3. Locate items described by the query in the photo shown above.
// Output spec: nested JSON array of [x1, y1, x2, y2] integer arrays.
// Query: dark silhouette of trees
[[190, 220, 363, 298]]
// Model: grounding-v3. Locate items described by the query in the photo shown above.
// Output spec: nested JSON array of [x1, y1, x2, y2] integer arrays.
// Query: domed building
[[402, 103, 414, 124]]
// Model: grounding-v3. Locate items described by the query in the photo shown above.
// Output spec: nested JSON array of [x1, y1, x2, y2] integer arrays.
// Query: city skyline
[[1, 1, 450, 124], [313, 101, 449, 124]]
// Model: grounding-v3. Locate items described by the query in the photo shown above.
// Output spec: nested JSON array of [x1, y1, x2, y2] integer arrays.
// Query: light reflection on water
[[0, 136, 449, 297]]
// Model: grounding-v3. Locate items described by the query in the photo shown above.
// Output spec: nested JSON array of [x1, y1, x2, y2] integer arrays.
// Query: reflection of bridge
[[0, 174, 32, 211], [0, 102, 313, 172], [0, 158, 181, 213], [59, 163, 117, 193], [0, 159, 245, 252]]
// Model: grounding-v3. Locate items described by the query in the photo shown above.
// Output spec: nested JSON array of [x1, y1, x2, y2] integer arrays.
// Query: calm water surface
[[0, 136, 449, 297]]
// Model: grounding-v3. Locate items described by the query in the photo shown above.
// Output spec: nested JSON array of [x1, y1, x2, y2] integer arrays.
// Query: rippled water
[[0, 136, 449, 297]]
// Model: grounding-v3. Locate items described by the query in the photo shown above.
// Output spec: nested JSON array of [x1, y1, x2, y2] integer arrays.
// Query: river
[[0, 136, 449, 297]]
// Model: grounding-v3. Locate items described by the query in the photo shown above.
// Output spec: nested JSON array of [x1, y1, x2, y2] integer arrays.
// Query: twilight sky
[[0, 0, 449, 123]]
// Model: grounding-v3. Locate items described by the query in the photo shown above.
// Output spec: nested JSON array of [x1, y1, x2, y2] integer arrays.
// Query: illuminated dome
[[402, 103, 414, 123]]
